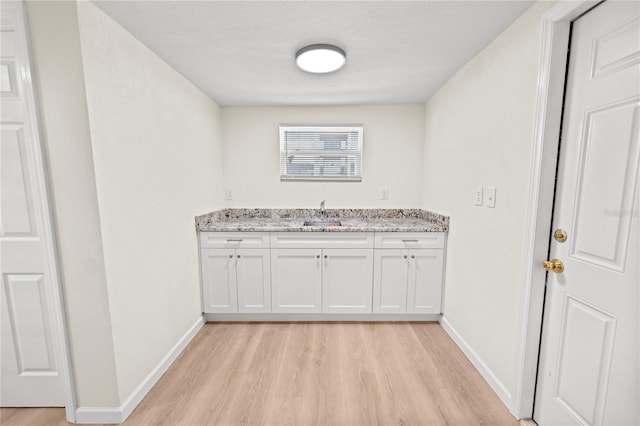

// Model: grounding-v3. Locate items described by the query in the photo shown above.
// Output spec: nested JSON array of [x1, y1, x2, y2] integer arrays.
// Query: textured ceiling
[[94, 1, 534, 106]]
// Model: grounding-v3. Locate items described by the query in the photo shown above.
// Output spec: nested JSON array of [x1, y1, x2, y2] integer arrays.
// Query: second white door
[[534, 2, 640, 425], [1, 1, 68, 407]]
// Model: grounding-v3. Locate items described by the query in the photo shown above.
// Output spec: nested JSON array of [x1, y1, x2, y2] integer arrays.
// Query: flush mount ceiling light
[[295, 44, 346, 74]]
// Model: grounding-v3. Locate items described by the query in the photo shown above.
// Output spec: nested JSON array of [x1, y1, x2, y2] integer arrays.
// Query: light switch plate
[[475, 187, 483, 206], [225, 189, 234, 200], [484, 186, 496, 208]]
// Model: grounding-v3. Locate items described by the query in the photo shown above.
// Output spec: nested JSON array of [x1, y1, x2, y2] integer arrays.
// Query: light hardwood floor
[[1, 322, 519, 426]]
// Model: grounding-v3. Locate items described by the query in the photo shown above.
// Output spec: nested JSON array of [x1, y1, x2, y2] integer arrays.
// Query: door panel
[[236, 249, 271, 313], [201, 249, 237, 313], [553, 295, 617, 425], [569, 99, 639, 271], [372, 249, 408, 313], [1, 126, 36, 235], [271, 249, 322, 313], [2, 274, 56, 372], [322, 249, 373, 313], [1, 60, 20, 98], [590, 15, 640, 78], [534, 2, 640, 425], [406, 249, 443, 314]]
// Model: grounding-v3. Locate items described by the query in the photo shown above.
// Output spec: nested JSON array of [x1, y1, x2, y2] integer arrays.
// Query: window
[[279, 124, 363, 181]]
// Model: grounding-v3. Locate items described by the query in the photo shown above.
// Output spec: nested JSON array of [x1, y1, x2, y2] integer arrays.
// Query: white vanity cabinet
[[200, 233, 271, 313], [270, 233, 374, 314], [199, 229, 445, 318], [373, 233, 445, 314]]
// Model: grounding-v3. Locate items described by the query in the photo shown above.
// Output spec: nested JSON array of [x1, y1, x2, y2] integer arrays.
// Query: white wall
[[74, 1, 225, 402], [421, 0, 556, 398], [222, 105, 425, 208], [26, 1, 120, 407]]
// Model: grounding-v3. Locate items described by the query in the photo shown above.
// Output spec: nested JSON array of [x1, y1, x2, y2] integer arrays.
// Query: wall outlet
[[380, 187, 389, 200], [225, 189, 234, 200], [475, 187, 483, 206], [484, 186, 496, 208]]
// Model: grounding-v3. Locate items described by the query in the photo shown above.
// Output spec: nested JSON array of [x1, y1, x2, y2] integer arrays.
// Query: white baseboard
[[204, 313, 441, 322], [440, 316, 512, 409], [75, 407, 122, 424], [75, 316, 204, 424]]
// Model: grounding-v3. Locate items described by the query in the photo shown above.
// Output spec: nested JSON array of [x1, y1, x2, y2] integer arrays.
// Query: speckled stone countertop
[[196, 209, 449, 232]]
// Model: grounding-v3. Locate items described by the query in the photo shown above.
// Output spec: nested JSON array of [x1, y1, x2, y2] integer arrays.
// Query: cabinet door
[[201, 249, 237, 313], [407, 249, 443, 314], [271, 249, 322, 313], [236, 249, 271, 313], [372, 249, 408, 313], [322, 249, 374, 313]]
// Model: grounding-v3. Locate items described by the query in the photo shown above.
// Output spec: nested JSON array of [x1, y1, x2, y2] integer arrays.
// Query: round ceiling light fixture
[[295, 44, 346, 74]]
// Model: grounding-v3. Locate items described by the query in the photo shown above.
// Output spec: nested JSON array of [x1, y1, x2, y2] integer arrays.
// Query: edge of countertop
[[195, 208, 449, 232]]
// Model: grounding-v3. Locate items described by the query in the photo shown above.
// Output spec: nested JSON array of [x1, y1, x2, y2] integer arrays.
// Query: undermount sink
[[303, 220, 342, 227]]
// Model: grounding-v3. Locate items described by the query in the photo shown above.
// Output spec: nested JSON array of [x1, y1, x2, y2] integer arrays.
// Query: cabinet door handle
[[236, 255, 241, 258], [411, 255, 416, 259], [316, 255, 321, 259], [228, 254, 233, 258], [226, 239, 243, 242], [403, 255, 408, 259], [324, 255, 328, 259], [402, 239, 419, 243]]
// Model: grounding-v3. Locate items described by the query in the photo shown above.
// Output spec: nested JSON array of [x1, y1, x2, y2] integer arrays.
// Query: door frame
[[510, 0, 601, 419], [2, 1, 77, 421]]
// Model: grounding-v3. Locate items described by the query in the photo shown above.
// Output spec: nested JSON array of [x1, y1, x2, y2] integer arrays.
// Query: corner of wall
[[73, 0, 225, 409]]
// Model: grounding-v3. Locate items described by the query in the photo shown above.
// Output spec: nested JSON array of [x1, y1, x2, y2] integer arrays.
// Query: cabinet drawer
[[270, 232, 374, 249], [374, 232, 445, 249], [199, 232, 270, 249]]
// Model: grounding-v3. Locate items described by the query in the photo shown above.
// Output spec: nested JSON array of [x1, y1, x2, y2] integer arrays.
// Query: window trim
[[279, 124, 364, 182]]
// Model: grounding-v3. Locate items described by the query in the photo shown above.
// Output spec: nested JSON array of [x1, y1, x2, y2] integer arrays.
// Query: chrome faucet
[[320, 200, 326, 217]]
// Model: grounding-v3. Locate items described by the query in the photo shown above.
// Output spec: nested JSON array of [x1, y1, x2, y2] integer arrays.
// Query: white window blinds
[[279, 125, 363, 181]]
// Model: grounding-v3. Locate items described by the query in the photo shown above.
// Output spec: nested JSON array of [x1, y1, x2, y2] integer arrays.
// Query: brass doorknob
[[542, 259, 564, 273]]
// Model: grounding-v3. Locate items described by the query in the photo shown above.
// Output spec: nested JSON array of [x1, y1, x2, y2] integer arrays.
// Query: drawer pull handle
[[324, 255, 328, 259], [226, 239, 243, 242], [402, 239, 419, 243], [403, 255, 408, 259], [316, 255, 320, 259], [229, 254, 233, 258], [411, 255, 416, 259], [237, 255, 241, 258]]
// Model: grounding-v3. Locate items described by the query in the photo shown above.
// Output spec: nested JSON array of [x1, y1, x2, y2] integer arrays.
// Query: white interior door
[[534, 1, 640, 425], [1, 1, 69, 407]]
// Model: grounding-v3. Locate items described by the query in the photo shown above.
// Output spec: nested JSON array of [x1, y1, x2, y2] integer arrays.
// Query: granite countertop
[[195, 209, 449, 233]]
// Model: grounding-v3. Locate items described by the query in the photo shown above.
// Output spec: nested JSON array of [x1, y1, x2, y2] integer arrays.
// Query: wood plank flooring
[[1, 322, 519, 426]]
